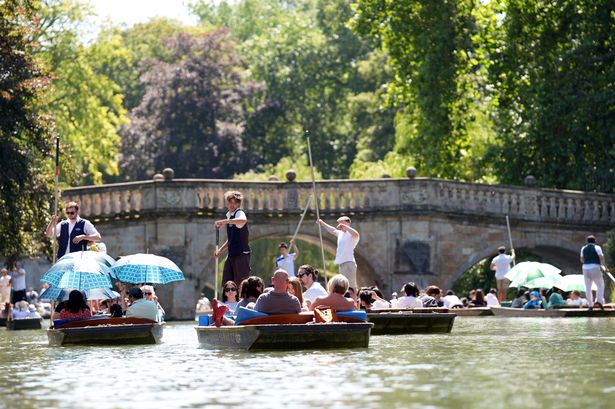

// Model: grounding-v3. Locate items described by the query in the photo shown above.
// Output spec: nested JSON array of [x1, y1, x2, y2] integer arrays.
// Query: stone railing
[[62, 178, 615, 226]]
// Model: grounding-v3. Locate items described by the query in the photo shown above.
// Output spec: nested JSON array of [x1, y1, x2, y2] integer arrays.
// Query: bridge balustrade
[[62, 178, 614, 226]]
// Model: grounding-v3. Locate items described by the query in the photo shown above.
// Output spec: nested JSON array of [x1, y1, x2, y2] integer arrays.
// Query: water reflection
[[0, 318, 614, 408]]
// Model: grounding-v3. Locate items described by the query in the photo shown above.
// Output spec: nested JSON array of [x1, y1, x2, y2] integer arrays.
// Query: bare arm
[[45, 215, 59, 238], [341, 224, 360, 240], [511, 249, 516, 261], [290, 239, 299, 258], [214, 240, 229, 258], [317, 219, 337, 235]]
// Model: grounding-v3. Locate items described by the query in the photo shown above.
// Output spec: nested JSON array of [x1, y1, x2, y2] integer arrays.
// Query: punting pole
[[53, 136, 60, 264], [291, 195, 312, 243], [506, 215, 515, 266], [307, 135, 327, 285], [214, 227, 220, 300]]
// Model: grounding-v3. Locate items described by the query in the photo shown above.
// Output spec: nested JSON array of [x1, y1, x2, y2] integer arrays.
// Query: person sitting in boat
[[141, 285, 165, 321], [196, 293, 212, 313], [391, 282, 422, 309], [468, 289, 487, 308], [358, 287, 389, 310], [510, 289, 527, 308], [442, 290, 463, 308], [420, 286, 443, 307], [523, 290, 544, 309], [484, 288, 500, 306], [566, 290, 587, 307], [221, 281, 240, 313], [12, 301, 32, 319], [298, 264, 327, 308], [126, 287, 158, 322], [287, 277, 307, 310], [28, 304, 41, 318], [59, 290, 92, 320], [236, 276, 264, 310], [254, 269, 301, 315], [546, 287, 567, 309], [310, 274, 356, 311]]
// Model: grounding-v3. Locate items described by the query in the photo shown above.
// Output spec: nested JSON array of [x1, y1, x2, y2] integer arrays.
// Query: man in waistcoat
[[214, 191, 251, 288], [580, 235, 607, 310], [45, 201, 101, 259]]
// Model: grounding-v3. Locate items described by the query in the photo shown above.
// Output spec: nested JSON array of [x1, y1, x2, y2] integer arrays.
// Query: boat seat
[[54, 317, 157, 329], [234, 307, 314, 325], [314, 308, 366, 323]]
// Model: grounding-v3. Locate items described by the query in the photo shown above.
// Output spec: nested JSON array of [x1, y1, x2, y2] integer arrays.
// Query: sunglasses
[[144, 292, 152, 295], [224, 288, 238, 292], [65, 211, 76, 215], [297, 273, 306, 278]]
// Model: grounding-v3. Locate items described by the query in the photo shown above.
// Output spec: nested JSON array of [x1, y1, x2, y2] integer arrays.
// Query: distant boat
[[366, 310, 456, 335], [491, 306, 615, 317], [6, 318, 42, 330]]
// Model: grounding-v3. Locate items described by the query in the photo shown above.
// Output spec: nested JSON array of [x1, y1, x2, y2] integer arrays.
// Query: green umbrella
[[505, 261, 562, 288], [553, 274, 596, 293], [523, 276, 561, 289]]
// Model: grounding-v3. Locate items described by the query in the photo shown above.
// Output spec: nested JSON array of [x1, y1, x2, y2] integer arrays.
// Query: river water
[[0, 317, 614, 409]]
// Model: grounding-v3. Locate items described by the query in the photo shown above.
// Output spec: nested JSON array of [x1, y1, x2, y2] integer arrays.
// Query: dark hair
[[586, 235, 596, 243], [515, 289, 525, 298], [67, 290, 88, 314], [298, 264, 318, 279], [109, 304, 123, 318], [403, 282, 420, 297], [359, 289, 374, 307], [489, 288, 497, 295], [446, 290, 455, 296], [371, 286, 384, 299], [426, 286, 441, 297], [498, 246, 506, 253], [474, 289, 485, 305], [244, 276, 264, 300], [222, 281, 239, 302]]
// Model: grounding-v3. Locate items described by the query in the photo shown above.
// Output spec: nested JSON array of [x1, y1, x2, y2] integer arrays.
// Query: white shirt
[[491, 254, 514, 280], [442, 294, 463, 308], [126, 299, 159, 322], [276, 253, 297, 277], [581, 244, 603, 269], [54, 217, 100, 257], [485, 293, 500, 306], [10, 268, 26, 291], [334, 230, 359, 265], [392, 296, 422, 309], [303, 282, 328, 303], [372, 299, 390, 309], [567, 298, 587, 306], [0, 276, 11, 294]]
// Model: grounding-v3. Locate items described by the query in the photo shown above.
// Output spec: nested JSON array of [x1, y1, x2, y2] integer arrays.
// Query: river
[[0, 317, 614, 409]]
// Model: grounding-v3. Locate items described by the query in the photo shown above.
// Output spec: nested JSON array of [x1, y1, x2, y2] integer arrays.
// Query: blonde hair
[[327, 274, 349, 295], [66, 201, 79, 211], [224, 191, 243, 204], [336, 216, 351, 223], [140, 285, 155, 296]]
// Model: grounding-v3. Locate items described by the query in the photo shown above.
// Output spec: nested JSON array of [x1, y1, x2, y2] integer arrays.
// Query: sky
[[88, 0, 200, 28]]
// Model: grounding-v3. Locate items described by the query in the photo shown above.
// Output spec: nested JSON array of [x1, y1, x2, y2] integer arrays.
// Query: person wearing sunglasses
[[141, 284, 166, 321], [221, 281, 239, 313], [45, 201, 101, 258], [298, 264, 327, 309]]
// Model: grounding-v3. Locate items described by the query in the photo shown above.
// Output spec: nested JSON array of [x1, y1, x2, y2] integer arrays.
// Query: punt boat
[[366, 308, 456, 334], [491, 306, 615, 317], [47, 317, 163, 346], [6, 318, 42, 330], [451, 307, 494, 316], [196, 309, 372, 350]]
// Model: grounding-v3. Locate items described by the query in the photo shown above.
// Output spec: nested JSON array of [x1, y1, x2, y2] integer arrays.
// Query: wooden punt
[[6, 318, 42, 330], [451, 307, 494, 316], [195, 322, 372, 350], [367, 311, 456, 335], [491, 307, 615, 317], [0, 317, 6, 327], [47, 317, 163, 346]]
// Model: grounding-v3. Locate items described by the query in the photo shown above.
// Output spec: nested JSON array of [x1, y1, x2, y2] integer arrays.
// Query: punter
[[214, 191, 251, 287], [490, 246, 515, 302], [580, 235, 607, 310], [317, 216, 360, 289], [45, 201, 101, 259]]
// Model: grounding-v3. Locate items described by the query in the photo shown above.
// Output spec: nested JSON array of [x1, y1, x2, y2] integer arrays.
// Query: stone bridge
[[54, 176, 615, 319]]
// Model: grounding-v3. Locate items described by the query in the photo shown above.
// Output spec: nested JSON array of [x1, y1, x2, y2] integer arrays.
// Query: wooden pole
[[214, 228, 220, 300], [291, 195, 312, 243], [53, 136, 60, 264], [307, 135, 327, 284], [506, 215, 515, 266]]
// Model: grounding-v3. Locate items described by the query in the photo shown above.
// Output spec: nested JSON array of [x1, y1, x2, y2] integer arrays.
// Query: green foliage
[[605, 229, 615, 268], [0, 0, 54, 259], [234, 155, 323, 181], [35, 0, 126, 185], [487, 0, 615, 193]]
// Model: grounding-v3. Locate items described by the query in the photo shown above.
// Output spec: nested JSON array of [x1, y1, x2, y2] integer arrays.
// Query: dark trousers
[[12, 289, 26, 304], [222, 253, 251, 287]]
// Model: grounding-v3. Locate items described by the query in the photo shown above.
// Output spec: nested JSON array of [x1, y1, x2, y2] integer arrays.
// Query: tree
[[487, 0, 615, 193], [121, 30, 261, 179], [352, 0, 495, 180], [0, 0, 54, 259], [35, 0, 127, 185]]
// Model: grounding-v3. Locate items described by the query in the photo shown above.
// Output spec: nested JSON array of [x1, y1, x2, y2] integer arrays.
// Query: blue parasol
[[41, 258, 113, 290], [111, 253, 185, 284]]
